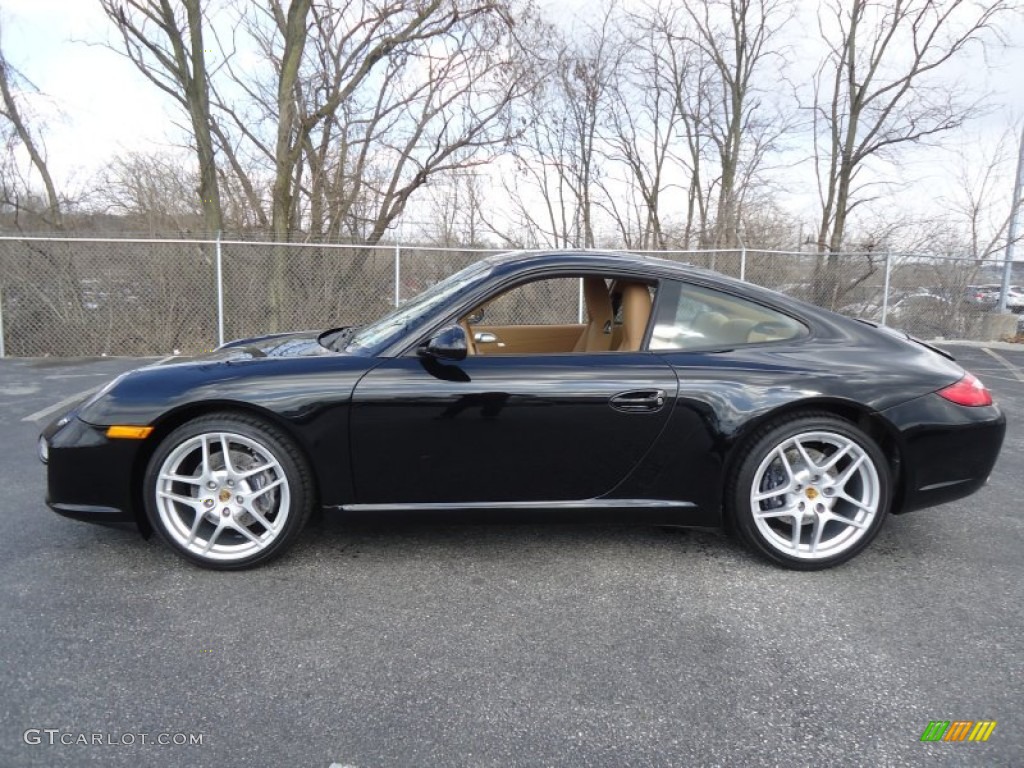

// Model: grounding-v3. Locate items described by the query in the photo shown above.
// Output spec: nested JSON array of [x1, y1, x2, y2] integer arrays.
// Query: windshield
[[347, 260, 491, 353]]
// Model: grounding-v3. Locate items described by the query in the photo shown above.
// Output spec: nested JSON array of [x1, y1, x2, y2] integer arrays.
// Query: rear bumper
[[41, 416, 142, 524], [882, 394, 1006, 514]]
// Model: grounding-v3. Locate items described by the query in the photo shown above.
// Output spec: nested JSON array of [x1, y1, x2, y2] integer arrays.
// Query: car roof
[[481, 249, 723, 282], [480, 249, 814, 308]]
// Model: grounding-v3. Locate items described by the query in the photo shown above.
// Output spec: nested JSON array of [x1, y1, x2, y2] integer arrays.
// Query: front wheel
[[727, 414, 891, 570], [144, 413, 313, 569]]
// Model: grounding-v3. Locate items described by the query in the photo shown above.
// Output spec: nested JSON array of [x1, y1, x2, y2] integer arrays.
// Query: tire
[[726, 413, 891, 570], [143, 413, 313, 570]]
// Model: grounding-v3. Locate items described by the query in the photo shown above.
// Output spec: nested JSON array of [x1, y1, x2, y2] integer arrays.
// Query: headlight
[[37, 436, 49, 464]]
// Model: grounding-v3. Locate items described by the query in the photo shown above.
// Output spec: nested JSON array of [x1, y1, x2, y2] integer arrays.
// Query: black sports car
[[39, 251, 1005, 570]]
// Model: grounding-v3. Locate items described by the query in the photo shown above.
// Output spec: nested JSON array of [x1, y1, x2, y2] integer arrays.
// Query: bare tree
[[98, 0, 536, 328], [101, 0, 223, 234], [601, 2, 693, 250], [590, 0, 790, 252], [206, 0, 533, 243], [416, 164, 490, 246], [558, 13, 621, 248], [810, 0, 1012, 307], [937, 127, 1024, 262], [0, 23, 62, 228], [233, 0, 536, 324], [500, 6, 620, 248], [499, 82, 583, 248], [95, 150, 204, 234], [685, 0, 792, 248]]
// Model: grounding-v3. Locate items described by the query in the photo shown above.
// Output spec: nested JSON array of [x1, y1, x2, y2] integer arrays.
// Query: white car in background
[[965, 284, 1024, 310], [1008, 286, 1024, 310]]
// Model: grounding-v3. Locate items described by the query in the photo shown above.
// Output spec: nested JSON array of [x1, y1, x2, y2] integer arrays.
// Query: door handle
[[474, 332, 498, 343], [609, 389, 666, 413]]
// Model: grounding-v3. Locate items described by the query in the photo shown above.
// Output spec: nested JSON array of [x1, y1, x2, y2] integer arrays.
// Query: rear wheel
[[144, 413, 313, 569], [727, 413, 891, 570]]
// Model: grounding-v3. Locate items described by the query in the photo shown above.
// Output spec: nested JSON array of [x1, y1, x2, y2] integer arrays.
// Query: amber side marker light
[[106, 425, 154, 439], [937, 372, 993, 407]]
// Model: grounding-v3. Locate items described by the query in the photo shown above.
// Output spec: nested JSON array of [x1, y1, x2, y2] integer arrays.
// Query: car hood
[[70, 329, 371, 428], [187, 330, 337, 362]]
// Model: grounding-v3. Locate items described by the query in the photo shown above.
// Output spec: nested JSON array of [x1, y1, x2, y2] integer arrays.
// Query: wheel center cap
[[218, 489, 232, 503], [805, 487, 819, 500]]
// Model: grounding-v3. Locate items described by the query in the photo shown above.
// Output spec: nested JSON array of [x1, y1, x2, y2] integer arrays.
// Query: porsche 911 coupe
[[39, 251, 1005, 570]]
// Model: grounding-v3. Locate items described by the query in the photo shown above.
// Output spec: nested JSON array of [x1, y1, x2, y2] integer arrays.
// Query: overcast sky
[[2, 0, 1023, 247], [2, 0, 174, 186]]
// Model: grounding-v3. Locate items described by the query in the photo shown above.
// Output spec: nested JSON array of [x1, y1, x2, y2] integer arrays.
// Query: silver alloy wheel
[[154, 431, 291, 563], [749, 430, 881, 560]]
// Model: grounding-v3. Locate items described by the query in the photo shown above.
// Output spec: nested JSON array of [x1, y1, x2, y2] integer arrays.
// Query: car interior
[[457, 274, 803, 355], [459, 275, 657, 355], [649, 281, 806, 351]]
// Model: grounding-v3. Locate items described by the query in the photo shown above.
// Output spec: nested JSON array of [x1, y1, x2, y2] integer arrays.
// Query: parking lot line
[[982, 347, 1024, 382], [21, 386, 102, 424]]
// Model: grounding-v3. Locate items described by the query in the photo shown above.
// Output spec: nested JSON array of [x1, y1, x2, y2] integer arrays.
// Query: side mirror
[[419, 325, 468, 362]]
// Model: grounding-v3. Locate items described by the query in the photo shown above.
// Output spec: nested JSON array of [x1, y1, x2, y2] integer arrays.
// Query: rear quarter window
[[650, 281, 807, 351]]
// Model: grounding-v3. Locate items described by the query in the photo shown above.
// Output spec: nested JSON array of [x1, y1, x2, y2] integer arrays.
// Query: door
[[349, 353, 679, 504]]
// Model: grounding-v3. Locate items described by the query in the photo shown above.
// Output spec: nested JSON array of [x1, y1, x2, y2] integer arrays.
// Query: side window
[[473, 277, 581, 326], [460, 274, 657, 355], [650, 281, 807, 351]]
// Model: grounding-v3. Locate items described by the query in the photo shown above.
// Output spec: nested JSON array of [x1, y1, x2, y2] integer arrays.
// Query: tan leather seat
[[693, 311, 728, 340], [572, 277, 614, 352], [693, 313, 755, 346], [720, 318, 757, 344], [616, 283, 653, 351]]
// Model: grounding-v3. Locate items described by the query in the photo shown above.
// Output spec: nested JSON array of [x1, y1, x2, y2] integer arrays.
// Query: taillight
[[937, 372, 993, 407]]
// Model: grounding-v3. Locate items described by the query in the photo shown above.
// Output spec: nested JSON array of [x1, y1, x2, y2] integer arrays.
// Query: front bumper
[[882, 394, 1006, 514], [41, 415, 143, 524]]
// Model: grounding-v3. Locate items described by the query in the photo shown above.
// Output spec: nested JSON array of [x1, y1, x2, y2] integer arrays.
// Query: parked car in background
[[1010, 286, 1024, 310], [964, 284, 1024, 310], [964, 285, 997, 307]]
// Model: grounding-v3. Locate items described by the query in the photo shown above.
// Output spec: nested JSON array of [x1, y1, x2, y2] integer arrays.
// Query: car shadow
[[291, 510, 743, 563]]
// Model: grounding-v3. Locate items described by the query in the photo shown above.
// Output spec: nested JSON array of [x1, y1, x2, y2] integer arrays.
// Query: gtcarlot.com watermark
[[24, 729, 204, 747]]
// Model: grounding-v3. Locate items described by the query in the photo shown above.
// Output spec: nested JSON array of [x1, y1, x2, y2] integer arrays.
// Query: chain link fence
[[0, 235, 1019, 357]]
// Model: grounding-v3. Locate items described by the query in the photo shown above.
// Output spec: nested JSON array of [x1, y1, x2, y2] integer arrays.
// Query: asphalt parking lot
[[1, 345, 1022, 767]]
